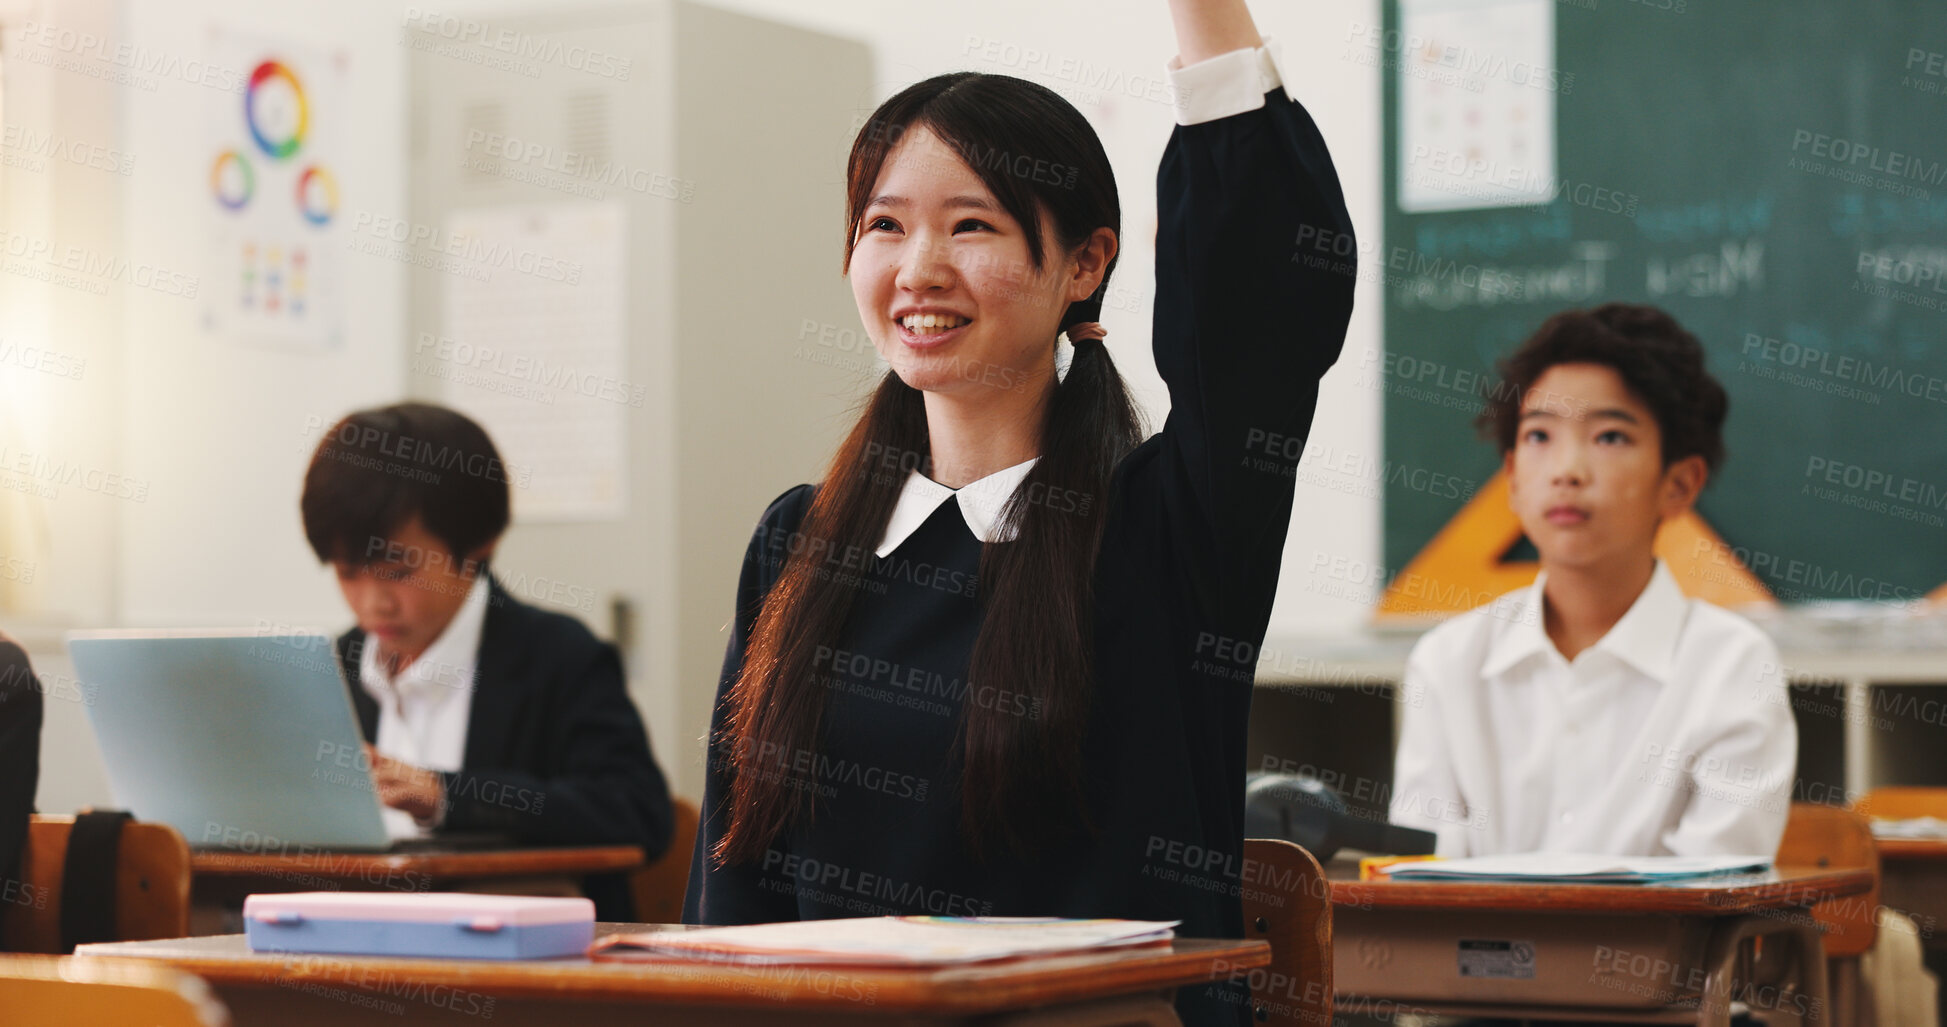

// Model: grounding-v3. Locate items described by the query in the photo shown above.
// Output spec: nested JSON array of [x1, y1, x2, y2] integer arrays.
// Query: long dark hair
[[714, 73, 1145, 864]]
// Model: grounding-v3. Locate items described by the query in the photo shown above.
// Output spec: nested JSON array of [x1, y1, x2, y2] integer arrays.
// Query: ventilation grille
[[461, 100, 507, 186], [564, 91, 611, 171]]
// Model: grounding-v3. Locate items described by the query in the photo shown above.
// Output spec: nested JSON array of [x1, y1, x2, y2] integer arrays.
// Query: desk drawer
[[1335, 908, 1712, 1008]]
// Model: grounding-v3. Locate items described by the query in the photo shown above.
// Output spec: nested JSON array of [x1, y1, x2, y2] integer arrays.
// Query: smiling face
[[847, 124, 1112, 399], [1505, 363, 1706, 575]]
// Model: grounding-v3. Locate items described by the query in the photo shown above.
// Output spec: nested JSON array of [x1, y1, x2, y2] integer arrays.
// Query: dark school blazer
[[0, 636, 40, 929], [335, 576, 672, 920]]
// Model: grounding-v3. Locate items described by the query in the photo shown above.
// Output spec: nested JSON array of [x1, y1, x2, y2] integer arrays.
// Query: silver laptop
[[68, 629, 394, 852]]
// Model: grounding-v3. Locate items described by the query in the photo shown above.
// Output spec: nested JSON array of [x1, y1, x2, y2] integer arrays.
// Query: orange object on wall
[[1376, 471, 1775, 622]]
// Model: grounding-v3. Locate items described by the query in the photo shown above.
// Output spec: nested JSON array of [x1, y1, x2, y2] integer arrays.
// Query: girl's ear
[[1066, 227, 1119, 304]]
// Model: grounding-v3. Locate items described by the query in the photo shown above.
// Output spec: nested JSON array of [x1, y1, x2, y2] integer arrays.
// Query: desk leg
[[1694, 915, 1829, 1027], [1829, 957, 1860, 1027]]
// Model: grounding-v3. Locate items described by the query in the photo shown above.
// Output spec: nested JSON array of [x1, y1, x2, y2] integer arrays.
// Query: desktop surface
[[78, 924, 1270, 1014], [1325, 858, 1873, 913]]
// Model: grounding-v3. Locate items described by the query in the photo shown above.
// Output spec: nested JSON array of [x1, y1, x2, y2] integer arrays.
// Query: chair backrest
[[1778, 801, 1880, 958], [0, 955, 229, 1026], [629, 797, 701, 924], [1855, 787, 1947, 821], [0, 815, 191, 953], [1240, 837, 1332, 1026]]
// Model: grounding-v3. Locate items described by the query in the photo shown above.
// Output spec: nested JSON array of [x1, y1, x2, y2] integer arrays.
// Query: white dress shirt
[[1390, 560, 1796, 859], [877, 457, 1040, 557], [359, 573, 490, 839]]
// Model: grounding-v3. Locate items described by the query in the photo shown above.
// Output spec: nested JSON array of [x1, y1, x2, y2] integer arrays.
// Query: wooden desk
[[1326, 863, 1872, 1027], [1873, 837, 1947, 863], [188, 846, 645, 936], [191, 845, 645, 884], [1875, 837, 1947, 954], [75, 924, 1271, 1026]]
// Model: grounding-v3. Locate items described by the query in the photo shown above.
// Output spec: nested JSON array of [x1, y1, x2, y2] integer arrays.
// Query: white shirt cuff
[[1167, 38, 1286, 127]]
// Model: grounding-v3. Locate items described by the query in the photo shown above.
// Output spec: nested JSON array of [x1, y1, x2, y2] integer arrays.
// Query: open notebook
[[1376, 853, 1773, 883], [593, 916, 1179, 966]]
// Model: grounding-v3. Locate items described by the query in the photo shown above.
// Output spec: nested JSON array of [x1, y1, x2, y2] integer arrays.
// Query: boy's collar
[[1482, 560, 1684, 682], [1588, 560, 1685, 682]]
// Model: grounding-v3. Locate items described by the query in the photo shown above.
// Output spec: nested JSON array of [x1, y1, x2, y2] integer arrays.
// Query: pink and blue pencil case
[[244, 892, 595, 959]]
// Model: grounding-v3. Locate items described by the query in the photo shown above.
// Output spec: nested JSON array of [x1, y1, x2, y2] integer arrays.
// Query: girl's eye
[[1522, 428, 1548, 444], [867, 217, 899, 232], [1596, 429, 1629, 445], [955, 219, 993, 233]]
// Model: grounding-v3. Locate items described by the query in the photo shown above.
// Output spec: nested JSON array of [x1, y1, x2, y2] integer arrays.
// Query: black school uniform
[[685, 73, 1355, 1026], [0, 637, 42, 929], [335, 575, 674, 921]]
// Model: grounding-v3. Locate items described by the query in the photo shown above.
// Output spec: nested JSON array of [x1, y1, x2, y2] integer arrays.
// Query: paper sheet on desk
[[1871, 817, 1947, 839], [1379, 853, 1772, 883], [592, 916, 1179, 965]]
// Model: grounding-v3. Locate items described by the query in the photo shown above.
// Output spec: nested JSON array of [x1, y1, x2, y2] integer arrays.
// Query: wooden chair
[[0, 815, 191, 953], [1780, 802, 1881, 1027], [628, 797, 700, 924], [0, 954, 228, 1026], [1239, 837, 1332, 1026]]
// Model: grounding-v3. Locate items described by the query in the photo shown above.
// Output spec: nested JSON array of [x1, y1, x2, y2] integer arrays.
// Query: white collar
[[1482, 559, 1685, 681], [1589, 559, 1687, 682], [875, 457, 1039, 558], [359, 572, 491, 708]]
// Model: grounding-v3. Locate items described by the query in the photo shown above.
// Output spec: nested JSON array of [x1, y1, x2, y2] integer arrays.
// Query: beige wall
[[5, 0, 1385, 814]]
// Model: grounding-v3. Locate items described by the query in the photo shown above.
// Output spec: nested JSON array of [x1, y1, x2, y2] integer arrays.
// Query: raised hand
[[1168, 0, 1264, 66]]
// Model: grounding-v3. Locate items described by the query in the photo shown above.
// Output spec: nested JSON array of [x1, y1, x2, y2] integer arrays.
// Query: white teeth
[[899, 313, 969, 335]]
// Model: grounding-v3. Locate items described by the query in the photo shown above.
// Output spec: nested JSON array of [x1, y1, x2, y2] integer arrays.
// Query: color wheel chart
[[204, 30, 346, 348]]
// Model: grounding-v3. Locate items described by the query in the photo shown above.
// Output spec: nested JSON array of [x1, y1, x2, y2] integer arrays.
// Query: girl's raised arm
[[1132, 3, 1357, 635], [1168, 0, 1264, 66]]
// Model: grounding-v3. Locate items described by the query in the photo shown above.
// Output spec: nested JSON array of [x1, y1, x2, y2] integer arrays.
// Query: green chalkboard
[[1379, 0, 1947, 603]]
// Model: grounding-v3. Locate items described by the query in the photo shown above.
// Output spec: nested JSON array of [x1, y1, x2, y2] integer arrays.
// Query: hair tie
[[1065, 322, 1108, 345]]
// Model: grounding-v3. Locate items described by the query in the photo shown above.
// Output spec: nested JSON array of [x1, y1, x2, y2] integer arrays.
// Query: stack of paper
[[1379, 853, 1772, 883], [593, 916, 1179, 966], [1870, 817, 1947, 840]]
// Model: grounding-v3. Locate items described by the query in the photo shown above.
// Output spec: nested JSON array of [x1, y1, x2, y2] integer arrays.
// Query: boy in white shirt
[[1391, 303, 1795, 858]]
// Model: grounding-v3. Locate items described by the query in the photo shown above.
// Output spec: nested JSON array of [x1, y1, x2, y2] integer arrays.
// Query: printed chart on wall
[[1397, 0, 1558, 213], [204, 29, 347, 349], [437, 202, 630, 523]]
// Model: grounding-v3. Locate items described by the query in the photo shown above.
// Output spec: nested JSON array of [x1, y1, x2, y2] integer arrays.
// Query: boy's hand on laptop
[[366, 744, 445, 823]]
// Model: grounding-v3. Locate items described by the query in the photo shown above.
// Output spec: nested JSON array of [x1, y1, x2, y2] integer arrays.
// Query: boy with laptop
[[1391, 304, 1795, 858], [301, 402, 672, 919]]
